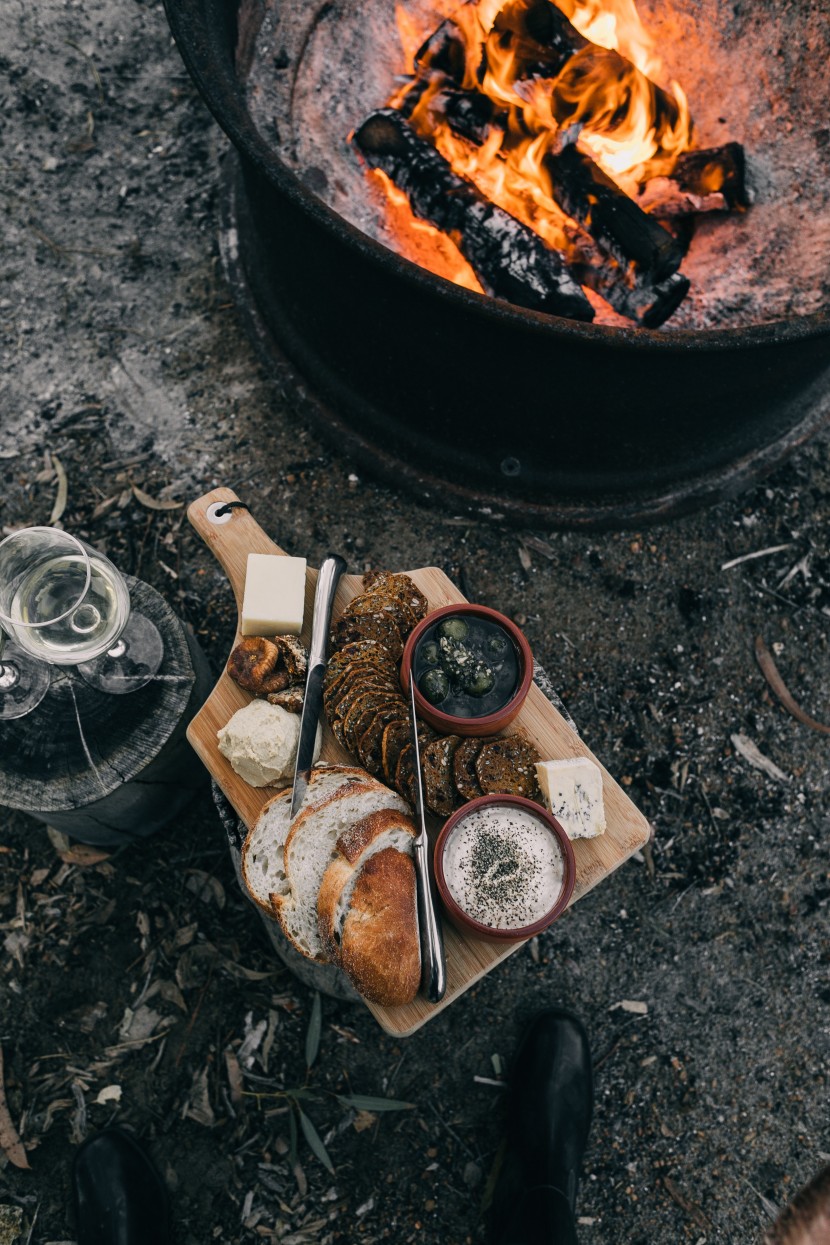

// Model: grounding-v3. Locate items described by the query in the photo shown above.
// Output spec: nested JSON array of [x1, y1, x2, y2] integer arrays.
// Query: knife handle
[[414, 842, 447, 1003], [309, 554, 347, 667]]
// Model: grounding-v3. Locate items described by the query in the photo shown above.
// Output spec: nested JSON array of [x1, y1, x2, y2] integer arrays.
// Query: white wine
[[9, 554, 130, 664]]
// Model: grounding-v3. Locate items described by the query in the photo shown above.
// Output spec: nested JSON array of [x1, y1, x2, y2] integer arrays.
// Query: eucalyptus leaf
[[305, 992, 322, 1069], [297, 1105, 335, 1173], [337, 1094, 415, 1112]]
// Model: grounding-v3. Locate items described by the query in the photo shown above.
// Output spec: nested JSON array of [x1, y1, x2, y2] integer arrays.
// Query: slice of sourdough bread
[[274, 780, 408, 961], [241, 765, 367, 915], [339, 846, 421, 1006], [317, 808, 417, 958]]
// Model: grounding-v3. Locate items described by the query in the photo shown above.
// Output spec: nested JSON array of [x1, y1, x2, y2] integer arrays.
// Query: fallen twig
[[0, 1045, 30, 1169], [720, 543, 792, 571], [755, 635, 830, 736]]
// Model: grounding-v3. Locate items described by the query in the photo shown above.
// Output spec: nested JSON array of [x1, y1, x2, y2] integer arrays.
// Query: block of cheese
[[535, 757, 606, 840], [241, 554, 307, 636]]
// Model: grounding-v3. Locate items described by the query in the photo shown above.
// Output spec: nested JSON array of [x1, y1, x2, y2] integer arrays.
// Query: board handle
[[187, 487, 287, 612]]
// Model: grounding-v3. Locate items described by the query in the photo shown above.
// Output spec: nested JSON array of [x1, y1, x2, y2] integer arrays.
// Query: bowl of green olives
[[401, 604, 534, 736]]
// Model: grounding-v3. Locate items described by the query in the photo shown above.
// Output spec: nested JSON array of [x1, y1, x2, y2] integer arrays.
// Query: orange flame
[[382, 0, 694, 302]]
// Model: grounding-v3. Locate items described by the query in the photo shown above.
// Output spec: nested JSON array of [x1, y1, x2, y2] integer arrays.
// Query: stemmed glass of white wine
[[0, 624, 52, 720], [0, 527, 163, 705]]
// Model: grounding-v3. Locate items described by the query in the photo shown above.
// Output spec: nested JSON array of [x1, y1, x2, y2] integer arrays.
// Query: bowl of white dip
[[434, 795, 575, 942]]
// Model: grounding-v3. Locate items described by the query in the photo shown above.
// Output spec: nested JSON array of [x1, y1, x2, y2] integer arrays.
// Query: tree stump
[[0, 578, 213, 845]]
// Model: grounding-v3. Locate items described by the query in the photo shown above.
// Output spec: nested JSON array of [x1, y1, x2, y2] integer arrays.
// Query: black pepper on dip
[[434, 794, 576, 941], [401, 604, 534, 737]]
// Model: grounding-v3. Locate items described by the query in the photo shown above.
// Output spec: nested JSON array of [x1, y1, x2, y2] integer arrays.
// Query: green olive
[[464, 666, 496, 697], [437, 616, 469, 642], [488, 631, 509, 656], [419, 668, 449, 704], [419, 639, 440, 666]]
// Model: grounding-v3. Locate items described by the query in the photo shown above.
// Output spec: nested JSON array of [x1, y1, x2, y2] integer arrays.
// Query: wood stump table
[[0, 578, 213, 846]]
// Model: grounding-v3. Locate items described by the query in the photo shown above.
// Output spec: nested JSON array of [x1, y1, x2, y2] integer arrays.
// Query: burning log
[[544, 144, 685, 281], [414, 20, 468, 82], [572, 251, 689, 327], [428, 89, 688, 325], [353, 109, 594, 322], [638, 142, 749, 216], [439, 88, 508, 147], [487, 0, 685, 141]]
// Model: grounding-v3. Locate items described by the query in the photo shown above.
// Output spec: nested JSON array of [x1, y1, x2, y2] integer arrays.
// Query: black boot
[[490, 1009, 593, 1245], [72, 1127, 171, 1245]]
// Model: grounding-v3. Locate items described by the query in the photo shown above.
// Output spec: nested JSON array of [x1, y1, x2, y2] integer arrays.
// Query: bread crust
[[316, 808, 416, 957], [338, 847, 421, 1006]]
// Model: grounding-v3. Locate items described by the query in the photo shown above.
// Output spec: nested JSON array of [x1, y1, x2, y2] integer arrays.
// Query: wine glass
[[0, 625, 52, 720], [0, 527, 163, 696]]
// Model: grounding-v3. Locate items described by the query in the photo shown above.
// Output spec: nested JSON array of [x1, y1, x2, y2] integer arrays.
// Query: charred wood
[[429, 89, 689, 325], [414, 20, 468, 82], [439, 88, 508, 145], [544, 144, 685, 281], [574, 255, 690, 327], [353, 109, 594, 322], [637, 142, 750, 216]]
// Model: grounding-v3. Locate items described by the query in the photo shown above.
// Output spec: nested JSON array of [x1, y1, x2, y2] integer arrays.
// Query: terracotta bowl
[[401, 604, 533, 738], [433, 794, 576, 943]]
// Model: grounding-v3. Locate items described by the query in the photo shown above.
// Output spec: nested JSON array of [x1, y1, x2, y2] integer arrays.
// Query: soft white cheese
[[535, 757, 606, 840], [241, 554, 306, 636], [217, 699, 321, 788]]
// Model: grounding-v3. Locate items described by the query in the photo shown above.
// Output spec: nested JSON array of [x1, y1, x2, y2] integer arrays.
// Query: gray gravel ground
[[1, 1, 829, 1243]]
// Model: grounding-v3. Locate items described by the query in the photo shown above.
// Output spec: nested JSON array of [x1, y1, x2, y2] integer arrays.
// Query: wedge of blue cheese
[[535, 758, 606, 840]]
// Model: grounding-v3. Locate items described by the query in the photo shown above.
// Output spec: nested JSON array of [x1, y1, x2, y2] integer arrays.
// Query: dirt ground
[[2, 1, 830, 1242]]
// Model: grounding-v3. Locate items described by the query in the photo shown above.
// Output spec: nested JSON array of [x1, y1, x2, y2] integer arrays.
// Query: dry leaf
[[0, 1045, 30, 1169], [221, 959, 274, 982], [91, 494, 120, 520], [183, 1065, 215, 1127], [224, 1050, 243, 1104], [755, 635, 830, 736], [49, 453, 68, 524], [185, 870, 226, 909], [730, 733, 789, 783], [132, 485, 183, 511], [59, 844, 111, 867], [118, 1005, 162, 1043], [94, 1085, 122, 1105], [46, 827, 72, 856]]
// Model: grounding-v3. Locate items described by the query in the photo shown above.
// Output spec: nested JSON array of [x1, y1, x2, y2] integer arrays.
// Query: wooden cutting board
[[187, 487, 651, 1036]]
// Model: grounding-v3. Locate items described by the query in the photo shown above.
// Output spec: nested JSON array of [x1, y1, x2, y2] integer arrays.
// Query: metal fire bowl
[[165, 0, 830, 528]]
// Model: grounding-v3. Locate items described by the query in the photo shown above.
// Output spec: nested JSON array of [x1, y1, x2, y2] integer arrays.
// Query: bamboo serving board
[[187, 487, 650, 1037]]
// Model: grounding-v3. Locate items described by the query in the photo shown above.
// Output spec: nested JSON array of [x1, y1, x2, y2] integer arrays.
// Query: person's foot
[[72, 1127, 170, 1245], [489, 1008, 593, 1245]]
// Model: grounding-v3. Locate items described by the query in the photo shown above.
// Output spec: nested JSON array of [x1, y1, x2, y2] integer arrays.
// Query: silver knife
[[408, 673, 447, 1003], [290, 554, 347, 818]]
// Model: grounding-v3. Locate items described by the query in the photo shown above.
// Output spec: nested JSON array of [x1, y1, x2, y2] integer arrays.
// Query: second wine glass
[[0, 527, 162, 694]]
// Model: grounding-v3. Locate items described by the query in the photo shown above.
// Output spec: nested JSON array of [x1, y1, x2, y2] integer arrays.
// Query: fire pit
[[164, 0, 830, 526]]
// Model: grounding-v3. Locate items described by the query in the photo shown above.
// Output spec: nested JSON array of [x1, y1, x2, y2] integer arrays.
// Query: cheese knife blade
[[409, 672, 447, 1003], [290, 553, 347, 818]]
